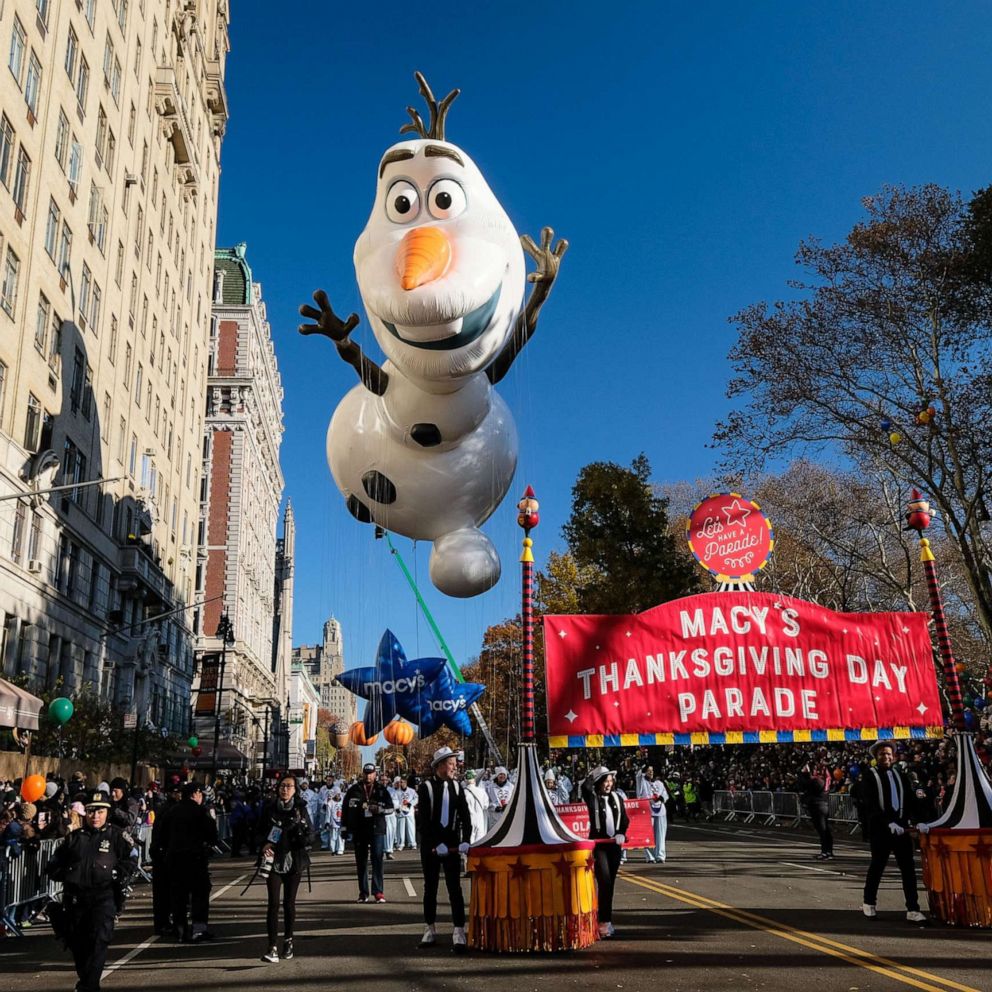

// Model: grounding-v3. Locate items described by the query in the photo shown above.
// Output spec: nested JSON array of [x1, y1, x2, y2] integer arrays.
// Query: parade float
[[466, 488, 599, 951], [903, 492, 992, 927]]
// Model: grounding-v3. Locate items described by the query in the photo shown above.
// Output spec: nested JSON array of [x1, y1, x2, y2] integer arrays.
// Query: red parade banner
[[553, 799, 655, 849], [543, 591, 942, 743]]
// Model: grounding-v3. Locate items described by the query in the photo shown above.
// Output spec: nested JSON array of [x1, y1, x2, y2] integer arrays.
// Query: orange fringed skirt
[[467, 842, 599, 952], [919, 829, 992, 927]]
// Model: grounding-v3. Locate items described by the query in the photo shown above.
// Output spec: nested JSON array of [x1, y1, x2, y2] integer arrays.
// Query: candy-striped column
[[904, 489, 966, 732], [919, 537, 966, 732], [517, 486, 540, 744]]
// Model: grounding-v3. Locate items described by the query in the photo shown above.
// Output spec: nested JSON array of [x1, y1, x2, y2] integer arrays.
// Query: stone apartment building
[[294, 617, 356, 726], [192, 244, 289, 772], [0, 0, 230, 734]]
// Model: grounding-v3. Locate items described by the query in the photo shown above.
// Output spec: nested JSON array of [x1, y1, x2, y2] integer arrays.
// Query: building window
[[0, 361, 6, 421], [36, 1, 52, 27], [95, 108, 107, 167], [12, 145, 30, 214], [102, 393, 111, 441], [115, 241, 124, 286], [70, 348, 84, 412], [1, 248, 20, 317], [54, 109, 69, 170], [84, 0, 96, 30], [58, 221, 72, 276], [44, 198, 59, 258], [0, 114, 14, 188], [62, 437, 87, 502], [34, 293, 50, 353], [111, 58, 122, 105], [124, 342, 132, 384], [128, 433, 137, 476], [9, 18, 26, 88], [11, 501, 25, 564], [48, 312, 61, 371], [75, 57, 89, 114], [24, 393, 41, 450], [27, 511, 41, 561], [135, 361, 142, 397], [65, 26, 78, 79], [90, 282, 101, 331], [78, 264, 91, 329], [68, 140, 82, 194], [117, 415, 126, 463], [25, 52, 42, 117], [109, 314, 118, 363]]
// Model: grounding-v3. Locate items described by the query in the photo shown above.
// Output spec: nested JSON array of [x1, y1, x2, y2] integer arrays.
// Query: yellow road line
[[620, 872, 979, 992], [633, 875, 980, 992]]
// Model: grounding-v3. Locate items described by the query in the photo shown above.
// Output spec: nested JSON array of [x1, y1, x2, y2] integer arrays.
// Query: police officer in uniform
[[149, 780, 182, 935], [156, 781, 218, 941], [46, 789, 136, 992]]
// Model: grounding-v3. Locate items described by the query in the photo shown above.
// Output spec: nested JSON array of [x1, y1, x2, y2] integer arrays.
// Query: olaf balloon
[[299, 72, 567, 598]]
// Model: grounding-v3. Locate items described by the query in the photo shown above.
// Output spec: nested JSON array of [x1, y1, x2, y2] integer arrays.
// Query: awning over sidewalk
[[0, 678, 44, 731], [184, 740, 252, 771]]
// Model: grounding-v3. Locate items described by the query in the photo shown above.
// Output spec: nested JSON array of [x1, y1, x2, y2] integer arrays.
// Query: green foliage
[[562, 454, 702, 613], [715, 184, 992, 642], [2, 675, 183, 768]]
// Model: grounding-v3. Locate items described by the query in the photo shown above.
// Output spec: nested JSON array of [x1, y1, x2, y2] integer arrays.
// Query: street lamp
[[210, 612, 235, 785]]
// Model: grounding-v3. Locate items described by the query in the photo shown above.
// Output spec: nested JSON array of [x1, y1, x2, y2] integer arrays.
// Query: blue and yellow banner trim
[[547, 725, 945, 749]]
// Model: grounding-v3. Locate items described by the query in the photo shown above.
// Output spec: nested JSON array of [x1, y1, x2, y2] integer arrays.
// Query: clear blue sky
[[216, 3, 992, 685]]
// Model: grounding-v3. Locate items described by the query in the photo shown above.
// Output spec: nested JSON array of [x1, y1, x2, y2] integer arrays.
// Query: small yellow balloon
[[889, 431, 902, 445]]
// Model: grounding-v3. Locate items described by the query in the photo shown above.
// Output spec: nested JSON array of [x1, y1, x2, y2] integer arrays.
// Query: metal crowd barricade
[[1, 839, 62, 937], [750, 791, 776, 825], [712, 789, 859, 832]]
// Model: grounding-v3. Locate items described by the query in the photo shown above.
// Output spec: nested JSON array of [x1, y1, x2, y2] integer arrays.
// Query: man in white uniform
[[636, 766, 669, 863], [394, 777, 418, 850]]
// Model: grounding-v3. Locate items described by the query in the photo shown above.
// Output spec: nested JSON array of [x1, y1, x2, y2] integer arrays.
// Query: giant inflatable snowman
[[300, 73, 566, 598]]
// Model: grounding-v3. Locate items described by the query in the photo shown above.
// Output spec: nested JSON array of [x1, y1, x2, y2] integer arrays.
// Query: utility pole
[[210, 612, 235, 786]]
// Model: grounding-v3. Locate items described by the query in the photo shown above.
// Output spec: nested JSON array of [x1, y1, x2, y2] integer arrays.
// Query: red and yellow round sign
[[686, 492, 774, 582]]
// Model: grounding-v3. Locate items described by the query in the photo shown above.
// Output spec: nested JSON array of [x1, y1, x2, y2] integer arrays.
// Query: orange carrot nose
[[398, 226, 451, 290]]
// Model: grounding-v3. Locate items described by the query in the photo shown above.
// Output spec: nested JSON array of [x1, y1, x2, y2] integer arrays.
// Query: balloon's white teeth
[[394, 317, 464, 343]]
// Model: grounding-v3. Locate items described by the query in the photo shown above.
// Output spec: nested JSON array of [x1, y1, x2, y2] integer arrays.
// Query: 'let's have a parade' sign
[[687, 493, 774, 583]]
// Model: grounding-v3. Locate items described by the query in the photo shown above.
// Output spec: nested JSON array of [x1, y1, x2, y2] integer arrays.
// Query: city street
[[4, 822, 987, 992]]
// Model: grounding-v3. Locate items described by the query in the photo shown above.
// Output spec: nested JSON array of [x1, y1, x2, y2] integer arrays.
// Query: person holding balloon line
[[582, 766, 630, 939]]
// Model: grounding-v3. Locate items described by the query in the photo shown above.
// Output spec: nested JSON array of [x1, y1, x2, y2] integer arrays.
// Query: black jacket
[[582, 780, 630, 840], [255, 797, 313, 873], [156, 798, 218, 858], [416, 777, 471, 851], [47, 822, 136, 893], [342, 781, 395, 837], [858, 765, 923, 836]]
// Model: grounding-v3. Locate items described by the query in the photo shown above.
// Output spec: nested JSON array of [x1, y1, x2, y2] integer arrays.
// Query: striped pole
[[517, 486, 540, 744], [904, 489, 966, 732], [919, 538, 966, 732]]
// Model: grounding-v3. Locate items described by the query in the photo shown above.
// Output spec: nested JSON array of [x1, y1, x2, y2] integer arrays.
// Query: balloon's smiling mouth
[[383, 286, 501, 351]]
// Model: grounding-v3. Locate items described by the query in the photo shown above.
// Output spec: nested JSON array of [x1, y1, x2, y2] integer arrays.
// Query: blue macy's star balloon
[[397, 664, 486, 737], [335, 629, 445, 736]]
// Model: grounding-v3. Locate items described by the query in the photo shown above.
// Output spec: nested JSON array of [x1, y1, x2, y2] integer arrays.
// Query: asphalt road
[[3, 822, 989, 992]]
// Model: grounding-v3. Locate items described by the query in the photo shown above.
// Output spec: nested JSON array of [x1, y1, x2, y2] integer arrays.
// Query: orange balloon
[[349, 721, 378, 747], [383, 720, 415, 746], [21, 773, 46, 803]]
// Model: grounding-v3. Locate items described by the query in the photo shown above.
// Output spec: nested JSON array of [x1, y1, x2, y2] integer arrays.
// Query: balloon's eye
[[386, 181, 420, 223], [427, 179, 466, 220]]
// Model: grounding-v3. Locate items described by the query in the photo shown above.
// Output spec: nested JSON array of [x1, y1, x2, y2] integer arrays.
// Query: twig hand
[[521, 227, 568, 287], [299, 289, 360, 343]]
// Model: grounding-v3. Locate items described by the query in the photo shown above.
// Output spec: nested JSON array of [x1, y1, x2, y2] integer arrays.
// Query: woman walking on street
[[582, 766, 629, 939], [256, 775, 314, 963]]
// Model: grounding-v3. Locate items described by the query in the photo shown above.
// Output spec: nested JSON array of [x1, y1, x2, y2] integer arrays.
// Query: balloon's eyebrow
[[425, 145, 463, 167], [379, 149, 416, 178]]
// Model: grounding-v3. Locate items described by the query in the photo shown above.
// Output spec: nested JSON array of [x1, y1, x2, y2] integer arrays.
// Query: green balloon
[[49, 697, 74, 725], [187, 735, 199, 748]]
